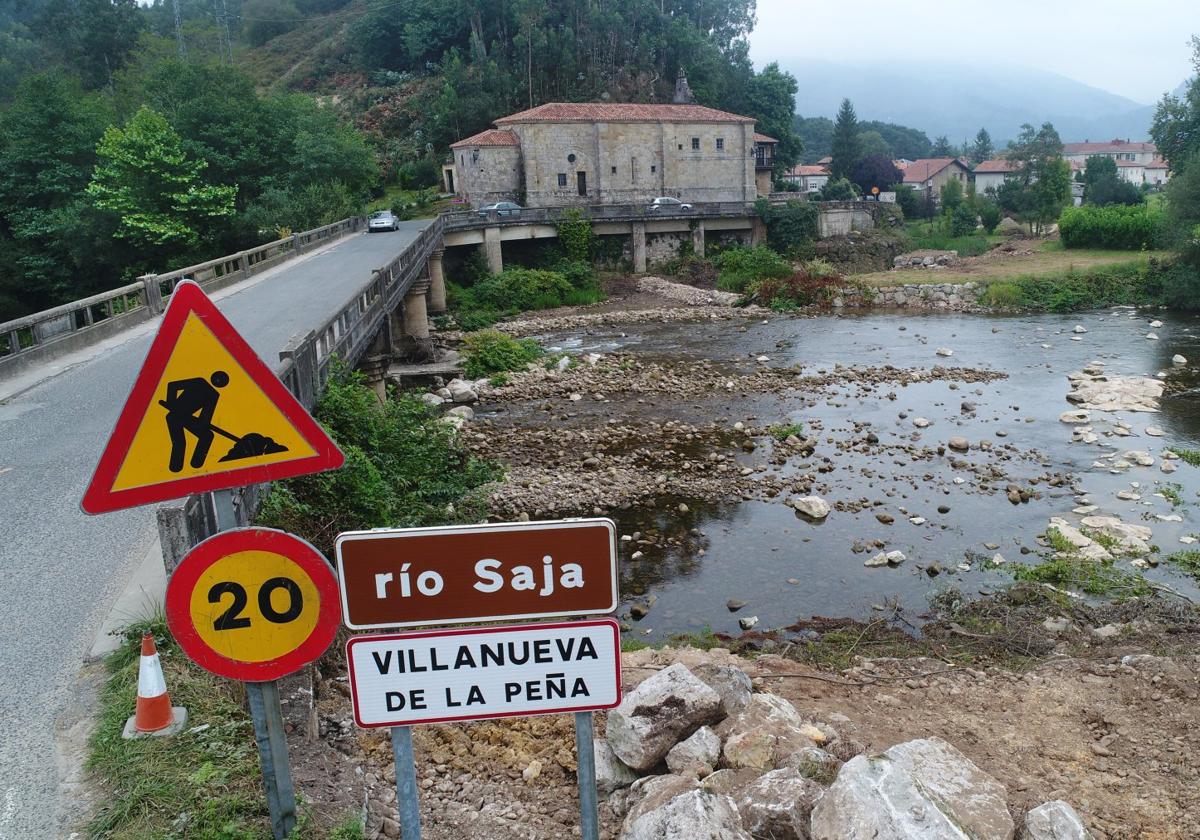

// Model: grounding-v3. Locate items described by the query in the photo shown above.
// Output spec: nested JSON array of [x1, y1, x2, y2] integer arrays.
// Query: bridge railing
[[441, 201, 760, 231], [0, 216, 363, 374]]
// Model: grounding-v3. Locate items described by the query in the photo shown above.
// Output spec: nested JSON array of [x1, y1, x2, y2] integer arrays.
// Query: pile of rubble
[[892, 250, 960, 269], [598, 662, 1093, 839]]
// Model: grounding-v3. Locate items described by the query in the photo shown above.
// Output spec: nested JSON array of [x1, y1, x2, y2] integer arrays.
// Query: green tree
[[940, 177, 964, 212], [87, 106, 236, 255], [31, 0, 142, 89], [969, 128, 994, 164], [996, 122, 1071, 234], [931, 135, 956, 157], [1151, 35, 1200, 173], [856, 130, 890, 159], [1083, 155, 1143, 206], [818, 177, 857, 201], [859, 120, 931, 160], [829, 98, 861, 180], [744, 62, 802, 173], [794, 115, 834, 162]]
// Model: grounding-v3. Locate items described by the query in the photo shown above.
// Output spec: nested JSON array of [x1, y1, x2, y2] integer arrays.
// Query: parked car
[[477, 201, 523, 218], [368, 210, 399, 232], [647, 196, 693, 212]]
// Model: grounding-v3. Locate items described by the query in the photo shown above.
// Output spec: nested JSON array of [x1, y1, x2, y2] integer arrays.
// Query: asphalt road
[[0, 221, 431, 839]]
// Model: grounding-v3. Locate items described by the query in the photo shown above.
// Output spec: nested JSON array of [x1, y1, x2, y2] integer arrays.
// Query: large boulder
[[593, 738, 638, 795], [692, 663, 753, 717], [667, 726, 722, 777], [622, 789, 752, 840], [810, 737, 1014, 840], [607, 664, 724, 772], [735, 768, 824, 840], [623, 774, 699, 827], [1019, 801, 1094, 840], [717, 694, 819, 772]]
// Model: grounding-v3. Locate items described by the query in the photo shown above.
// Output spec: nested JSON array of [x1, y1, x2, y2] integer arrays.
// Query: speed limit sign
[[166, 527, 340, 682]]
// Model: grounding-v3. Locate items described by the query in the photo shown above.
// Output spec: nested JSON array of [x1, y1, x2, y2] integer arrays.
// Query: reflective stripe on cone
[[135, 633, 175, 733]]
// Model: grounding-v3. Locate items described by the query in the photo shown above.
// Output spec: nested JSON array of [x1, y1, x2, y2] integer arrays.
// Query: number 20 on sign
[[166, 527, 341, 682]]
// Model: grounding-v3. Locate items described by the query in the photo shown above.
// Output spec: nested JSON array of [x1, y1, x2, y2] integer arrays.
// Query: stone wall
[[833, 281, 986, 312], [510, 120, 756, 207], [646, 232, 690, 266], [453, 145, 522, 205]]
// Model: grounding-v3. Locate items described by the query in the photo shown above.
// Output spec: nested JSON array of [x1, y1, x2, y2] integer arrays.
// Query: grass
[[88, 616, 364, 839], [1167, 448, 1200, 467], [766, 422, 805, 441], [1165, 551, 1200, 580], [903, 220, 1001, 257], [1009, 556, 1152, 599], [1159, 482, 1185, 508], [851, 241, 1169, 288]]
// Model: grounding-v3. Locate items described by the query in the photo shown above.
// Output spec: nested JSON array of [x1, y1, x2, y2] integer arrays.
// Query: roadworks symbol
[[81, 280, 343, 514]]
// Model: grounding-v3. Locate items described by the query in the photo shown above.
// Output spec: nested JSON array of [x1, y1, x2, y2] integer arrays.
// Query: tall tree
[[31, 0, 143, 89], [87, 106, 236, 255], [829, 98, 861, 180], [996, 122, 1070, 234], [1151, 35, 1200, 174], [744, 62, 803, 174], [849, 155, 902, 195], [856, 130, 890, 159], [930, 135, 956, 157], [969, 128, 994, 164], [1082, 155, 1143, 206]]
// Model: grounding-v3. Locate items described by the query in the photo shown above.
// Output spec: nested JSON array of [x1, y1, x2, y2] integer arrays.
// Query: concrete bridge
[[0, 196, 881, 837]]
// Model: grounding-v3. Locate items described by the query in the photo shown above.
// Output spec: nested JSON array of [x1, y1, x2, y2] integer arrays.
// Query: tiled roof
[[753, 132, 779, 143], [974, 159, 1018, 173], [1063, 140, 1157, 155], [817, 156, 833, 164], [1116, 160, 1145, 167], [494, 102, 755, 124], [450, 128, 519, 149], [901, 157, 966, 183], [785, 165, 830, 177], [1145, 158, 1169, 169]]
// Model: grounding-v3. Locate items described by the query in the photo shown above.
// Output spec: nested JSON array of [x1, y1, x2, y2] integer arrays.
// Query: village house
[[901, 157, 972, 204], [780, 164, 830, 193], [972, 158, 1019, 195], [1062, 139, 1159, 167], [446, 74, 776, 208]]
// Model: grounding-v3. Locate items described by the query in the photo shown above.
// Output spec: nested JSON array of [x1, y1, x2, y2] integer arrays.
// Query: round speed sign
[[167, 527, 340, 682]]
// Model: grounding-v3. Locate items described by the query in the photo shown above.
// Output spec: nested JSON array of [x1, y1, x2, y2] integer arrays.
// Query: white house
[[972, 158, 1019, 195], [1116, 159, 1146, 184], [1144, 158, 1169, 186], [781, 164, 830, 193], [1062, 139, 1159, 168]]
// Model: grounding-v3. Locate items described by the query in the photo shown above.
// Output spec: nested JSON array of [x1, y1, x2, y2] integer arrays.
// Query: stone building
[[449, 95, 777, 208]]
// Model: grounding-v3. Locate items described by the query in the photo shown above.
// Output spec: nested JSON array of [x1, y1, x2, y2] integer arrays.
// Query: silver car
[[478, 202, 523, 218], [368, 210, 399, 232], [647, 196, 694, 212]]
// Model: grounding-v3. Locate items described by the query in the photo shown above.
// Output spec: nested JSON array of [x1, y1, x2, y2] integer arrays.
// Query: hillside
[[781, 58, 1172, 144]]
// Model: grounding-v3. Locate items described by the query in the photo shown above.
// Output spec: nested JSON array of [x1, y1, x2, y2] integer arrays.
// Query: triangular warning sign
[[82, 280, 344, 515]]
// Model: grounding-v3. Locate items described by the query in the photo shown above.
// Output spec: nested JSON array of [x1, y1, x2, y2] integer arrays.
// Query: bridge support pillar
[[391, 281, 433, 362], [427, 248, 447, 313], [631, 221, 647, 273], [751, 218, 767, 247], [691, 221, 705, 258], [482, 226, 503, 274]]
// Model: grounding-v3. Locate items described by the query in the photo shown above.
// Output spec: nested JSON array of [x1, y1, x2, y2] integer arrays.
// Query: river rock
[[1019, 800, 1095, 839], [865, 551, 888, 567], [936, 347, 954, 357], [1123, 450, 1155, 466], [667, 726, 722, 777], [607, 663, 724, 772], [1147, 332, 1159, 340], [738, 615, 759, 630], [734, 768, 823, 840], [718, 694, 817, 772], [810, 737, 1015, 840], [1078, 516, 1152, 554], [1073, 325, 1087, 333], [446, 405, 474, 420], [791, 496, 831, 519], [782, 746, 841, 781], [1060, 410, 1090, 424], [447, 379, 478, 403], [1162, 460, 1177, 474], [622, 789, 751, 840], [1066, 372, 1162, 412], [692, 664, 753, 717], [913, 417, 931, 428], [420, 392, 445, 406], [948, 436, 970, 451], [595, 738, 639, 794], [1173, 354, 1187, 366]]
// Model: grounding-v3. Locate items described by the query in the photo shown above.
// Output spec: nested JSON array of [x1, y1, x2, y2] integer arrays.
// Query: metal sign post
[[574, 712, 600, 840], [391, 726, 422, 840], [212, 489, 298, 840]]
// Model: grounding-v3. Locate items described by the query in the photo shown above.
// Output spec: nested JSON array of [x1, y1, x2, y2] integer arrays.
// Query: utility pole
[[173, 0, 187, 59], [219, 0, 234, 63]]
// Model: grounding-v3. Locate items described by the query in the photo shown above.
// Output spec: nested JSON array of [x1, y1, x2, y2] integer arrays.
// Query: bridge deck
[[0, 220, 430, 838]]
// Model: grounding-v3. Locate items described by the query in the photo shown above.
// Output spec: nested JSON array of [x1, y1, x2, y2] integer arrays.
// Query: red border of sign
[[345, 618, 623, 728], [334, 518, 620, 629], [81, 280, 344, 515], [165, 527, 341, 682]]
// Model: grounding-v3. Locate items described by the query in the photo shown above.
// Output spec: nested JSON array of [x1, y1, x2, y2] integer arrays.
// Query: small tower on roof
[[672, 67, 695, 104]]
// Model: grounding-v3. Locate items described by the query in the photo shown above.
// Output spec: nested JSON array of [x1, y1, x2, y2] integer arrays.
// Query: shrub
[[978, 200, 1003, 234], [1058, 204, 1166, 250], [754, 199, 820, 256], [977, 260, 1165, 311], [462, 329, 544, 378], [748, 263, 848, 310], [714, 246, 791, 293], [555, 209, 595, 262], [465, 267, 574, 311], [948, 204, 978, 237], [257, 366, 500, 553], [817, 177, 857, 201]]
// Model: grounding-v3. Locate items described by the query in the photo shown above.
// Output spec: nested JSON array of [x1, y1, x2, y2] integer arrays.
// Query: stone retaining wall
[[833, 281, 986, 312]]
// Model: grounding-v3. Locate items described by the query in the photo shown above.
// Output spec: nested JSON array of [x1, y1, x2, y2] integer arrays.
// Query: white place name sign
[[346, 619, 622, 728]]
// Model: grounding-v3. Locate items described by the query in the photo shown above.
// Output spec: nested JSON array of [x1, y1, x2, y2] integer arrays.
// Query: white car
[[368, 210, 399, 232], [647, 196, 694, 212]]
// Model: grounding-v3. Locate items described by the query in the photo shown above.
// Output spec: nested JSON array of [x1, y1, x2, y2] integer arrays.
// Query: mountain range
[[779, 59, 1185, 145]]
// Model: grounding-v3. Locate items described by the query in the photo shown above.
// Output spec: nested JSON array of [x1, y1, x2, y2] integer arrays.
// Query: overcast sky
[[748, 0, 1195, 104]]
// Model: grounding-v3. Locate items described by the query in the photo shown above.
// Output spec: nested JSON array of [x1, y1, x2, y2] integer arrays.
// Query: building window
[[716, 138, 724, 151], [691, 137, 700, 150], [568, 153, 577, 163], [678, 143, 683, 151], [651, 165, 656, 173], [611, 166, 617, 174], [557, 173, 567, 187]]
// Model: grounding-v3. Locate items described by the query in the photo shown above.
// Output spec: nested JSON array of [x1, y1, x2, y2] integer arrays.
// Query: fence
[[0, 217, 363, 376]]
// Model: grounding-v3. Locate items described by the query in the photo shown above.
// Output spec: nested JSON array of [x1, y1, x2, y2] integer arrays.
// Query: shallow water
[[533, 307, 1200, 639]]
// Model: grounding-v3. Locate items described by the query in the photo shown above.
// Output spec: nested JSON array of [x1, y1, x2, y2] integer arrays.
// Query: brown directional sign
[[335, 519, 618, 629]]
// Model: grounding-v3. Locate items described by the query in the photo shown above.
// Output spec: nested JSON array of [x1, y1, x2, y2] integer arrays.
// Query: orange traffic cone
[[122, 632, 188, 739]]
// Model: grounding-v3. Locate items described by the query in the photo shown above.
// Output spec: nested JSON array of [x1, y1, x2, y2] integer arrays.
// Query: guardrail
[[0, 216, 363, 375], [441, 201, 760, 231]]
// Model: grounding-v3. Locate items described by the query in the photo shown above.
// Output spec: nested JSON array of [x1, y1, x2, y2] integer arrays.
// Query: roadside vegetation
[[462, 330, 545, 379], [903, 219, 999, 257], [257, 366, 500, 555], [977, 258, 1167, 311]]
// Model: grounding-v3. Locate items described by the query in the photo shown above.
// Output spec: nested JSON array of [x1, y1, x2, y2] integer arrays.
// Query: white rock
[[790, 495, 831, 520], [1150, 319, 1164, 328], [556, 355, 571, 371], [865, 551, 888, 567], [886, 550, 906, 566], [913, 417, 931, 428], [594, 739, 638, 795], [756, 355, 770, 363], [1073, 325, 1087, 334], [810, 737, 1015, 840], [1146, 332, 1159, 340], [734, 768, 823, 840], [569, 392, 583, 401], [1123, 450, 1155, 467], [1070, 336, 1082, 341], [935, 347, 954, 357], [738, 615, 759, 630], [623, 790, 751, 840], [718, 694, 814, 772], [583, 353, 603, 366], [1060, 410, 1091, 424], [1180, 536, 1197, 545], [446, 405, 474, 420], [1116, 490, 1140, 501], [1156, 513, 1184, 522], [666, 726, 722, 777], [1173, 354, 1188, 366], [1145, 426, 1164, 436], [607, 664, 723, 772], [692, 664, 753, 717], [909, 516, 926, 525], [420, 392, 445, 406]]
